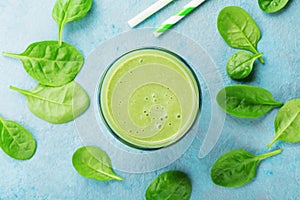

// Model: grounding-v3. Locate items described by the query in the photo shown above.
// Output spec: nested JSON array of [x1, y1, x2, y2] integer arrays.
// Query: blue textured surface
[[0, 0, 300, 199]]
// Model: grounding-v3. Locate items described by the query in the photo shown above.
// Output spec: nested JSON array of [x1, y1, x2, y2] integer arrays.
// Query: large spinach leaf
[[217, 85, 283, 118], [268, 99, 300, 148], [217, 6, 264, 63], [145, 171, 192, 200], [0, 117, 36, 160], [10, 81, 90, 124], [3, 41, 84, 87], [211, 149, 282, 188], [72, 146, 123, 181]]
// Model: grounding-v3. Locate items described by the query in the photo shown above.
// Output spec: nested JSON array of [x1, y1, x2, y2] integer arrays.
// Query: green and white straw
[[154, 0, 206, 37]]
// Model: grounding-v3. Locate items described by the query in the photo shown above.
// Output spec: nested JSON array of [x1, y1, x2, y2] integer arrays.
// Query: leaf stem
[[266, 102, 284, 107], [253, 49, 265, 64], [258, 57, 265, 64], [9, 85, 28, 95], [10, 85, 37, 100], [255, 52, 264, 59], [2, 51, 20, 59], [58, 24, 64, 46], [267, 134, 281, 149], [257, 149, 282, 160], [112, 174, 123, 181]]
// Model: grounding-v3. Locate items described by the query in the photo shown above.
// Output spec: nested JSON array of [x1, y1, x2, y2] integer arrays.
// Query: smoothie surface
[[100, 48, 199, 148]]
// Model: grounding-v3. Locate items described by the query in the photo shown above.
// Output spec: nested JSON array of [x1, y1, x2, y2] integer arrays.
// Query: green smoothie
[[100, 48, 199, 149]]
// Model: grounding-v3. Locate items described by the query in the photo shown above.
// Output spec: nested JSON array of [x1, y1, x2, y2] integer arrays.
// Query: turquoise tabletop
[[0, 0, 300, 199]]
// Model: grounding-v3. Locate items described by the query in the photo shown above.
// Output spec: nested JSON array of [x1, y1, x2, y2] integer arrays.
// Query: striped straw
[[154, 0, 206, 37], [128, 0, 175, 28]]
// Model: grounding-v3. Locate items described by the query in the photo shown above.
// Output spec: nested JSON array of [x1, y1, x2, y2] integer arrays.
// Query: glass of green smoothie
[[99, 48, 200, 149]]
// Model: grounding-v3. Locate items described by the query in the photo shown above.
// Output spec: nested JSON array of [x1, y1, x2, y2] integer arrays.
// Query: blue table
[[0, 0, 299, 199]]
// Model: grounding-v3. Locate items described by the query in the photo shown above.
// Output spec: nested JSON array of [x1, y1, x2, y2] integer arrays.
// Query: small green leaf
[[216, 85, 283, 118], [258, 0, 289, 13], [211, 149, 282, 188], [0, 117, 36, 160], [145, 171, 192, 200], [10, 81, 90, 124], [268, 99, 300, 148], [3, 41, 84, 87], [52, 0, 93, 45], [217, 6, 264, 63], [72, 146, 123, 181], [226, 51, 263, 80]]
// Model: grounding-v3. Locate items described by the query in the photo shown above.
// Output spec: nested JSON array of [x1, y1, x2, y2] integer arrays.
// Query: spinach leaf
[[145, 171, 192, 200], [226, 51, 263, 80], [268, 99, 300, 148], [258, 0, 289, 13], [10, 81, 90, 124], [217, 6, 264, 63], [0, 117, 36, 160], [52, 0, 93, 45], [217, 85, 283, 118], [72, 146, 123, 181], [3, 41, 84, 87], [211, 149, 282, 188]]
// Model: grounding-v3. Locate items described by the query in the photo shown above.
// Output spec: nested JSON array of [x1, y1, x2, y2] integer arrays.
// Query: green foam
[[100, 48, 200, 149]]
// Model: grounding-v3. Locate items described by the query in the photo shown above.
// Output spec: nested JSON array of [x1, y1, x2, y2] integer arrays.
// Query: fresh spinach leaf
[[0, 117, 36, 160], [145, 171, 192, 200], [10, 81, 90, 124], [226, 51, 263, 80], [211, 149, 282, 188], [217, 6, 264, 63], [3, 41, 84, 87], [216, 85, 283, 118], [72, 146, 123, 181], [258, 0, 289, 13], [52, 0, 93, 45], [268, 99, 300, 148]]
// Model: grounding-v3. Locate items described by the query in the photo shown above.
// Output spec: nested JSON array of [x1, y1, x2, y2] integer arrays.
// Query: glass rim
[[97, 47, 202, 150]]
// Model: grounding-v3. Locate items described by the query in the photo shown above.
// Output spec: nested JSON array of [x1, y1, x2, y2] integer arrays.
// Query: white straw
[[128, 0, 175, 28]]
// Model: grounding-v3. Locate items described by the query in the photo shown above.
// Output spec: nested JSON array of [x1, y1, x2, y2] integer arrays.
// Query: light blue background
[[0, 0, 300, 199]]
